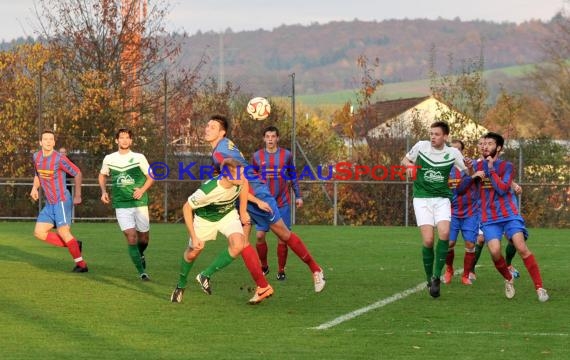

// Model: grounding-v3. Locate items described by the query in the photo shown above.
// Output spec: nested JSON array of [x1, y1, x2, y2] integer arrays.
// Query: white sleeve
[[453, 148, 467, 171], [138, 153, 152, 177], [405, 141, 423, 163], [188, 189, 208, 209], [100, 155, 110, 175]]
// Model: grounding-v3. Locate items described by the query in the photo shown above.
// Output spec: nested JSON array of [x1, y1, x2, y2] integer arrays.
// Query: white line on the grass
[[312, 282, 427, 330], [312, 269, 465, 330], [411, 330, 569, 337]]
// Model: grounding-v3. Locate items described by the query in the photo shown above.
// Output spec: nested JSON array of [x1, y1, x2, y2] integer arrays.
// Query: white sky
[[1, 0, 567, 41]]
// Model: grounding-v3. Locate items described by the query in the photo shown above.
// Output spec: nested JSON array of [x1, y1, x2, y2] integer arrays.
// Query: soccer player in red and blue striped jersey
[[30, 130, 88, 273], [251, 126, 303, 281], [445, 140, 478, 285], [206, 115, 325, 294], [468, 132, 548, 301]]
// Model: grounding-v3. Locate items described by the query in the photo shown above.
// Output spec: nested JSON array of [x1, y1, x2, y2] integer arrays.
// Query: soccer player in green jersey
[[402, 121, 470, 298], [98, 129, 154, 281], [170, 158, 274, 305]]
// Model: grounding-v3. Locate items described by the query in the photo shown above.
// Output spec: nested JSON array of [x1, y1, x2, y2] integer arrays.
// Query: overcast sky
[[1, 0, 567, 41]]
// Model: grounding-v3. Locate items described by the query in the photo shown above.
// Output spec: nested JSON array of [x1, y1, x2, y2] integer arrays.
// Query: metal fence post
[[333, 181, 338, 226]]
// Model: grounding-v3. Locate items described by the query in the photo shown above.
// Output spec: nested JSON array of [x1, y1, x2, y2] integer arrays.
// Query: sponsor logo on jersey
[[116, 173, 135, 186], [424, 169, 444, 183]]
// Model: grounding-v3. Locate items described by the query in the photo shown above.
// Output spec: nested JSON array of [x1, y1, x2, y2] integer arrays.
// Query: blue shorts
[[239, 191, 282, 229], [257, 204, 291, 232], [37, 197, 73, 228], [450, 215, 479, 243], [482, 218, 528, 242]]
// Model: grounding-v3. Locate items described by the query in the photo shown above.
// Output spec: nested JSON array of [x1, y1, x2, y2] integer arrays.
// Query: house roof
[[366, 96, 431, 128], [352, 96, 431, 136]]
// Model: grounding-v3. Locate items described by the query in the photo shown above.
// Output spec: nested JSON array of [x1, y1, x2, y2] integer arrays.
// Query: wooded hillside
[[174, 18, 554, 95]]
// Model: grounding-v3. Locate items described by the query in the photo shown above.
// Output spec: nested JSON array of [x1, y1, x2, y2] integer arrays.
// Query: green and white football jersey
[[406, 141, 466, 199], [188, 177, 241, 222], [100, 151, 151, 208]]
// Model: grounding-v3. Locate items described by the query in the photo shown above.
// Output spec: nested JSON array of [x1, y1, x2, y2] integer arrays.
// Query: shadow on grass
[[0, 243, 169, 302]]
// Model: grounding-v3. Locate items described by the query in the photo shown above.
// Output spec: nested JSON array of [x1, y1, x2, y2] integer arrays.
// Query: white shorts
[[115, 206, 150, 232], [189, 209, 243, 246], [413, 197, 451, 227]]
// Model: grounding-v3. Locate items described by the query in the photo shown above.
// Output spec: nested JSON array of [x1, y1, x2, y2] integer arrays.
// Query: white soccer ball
[[246, 97, 271, 120]]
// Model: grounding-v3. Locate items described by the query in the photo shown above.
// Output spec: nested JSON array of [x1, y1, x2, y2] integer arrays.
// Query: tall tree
[[32, 0, 183, 161], [527, 11, 570, 138]]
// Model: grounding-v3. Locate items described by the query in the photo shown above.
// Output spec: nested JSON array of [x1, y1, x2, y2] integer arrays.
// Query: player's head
[[115, 128, 133, 150], [483, 132, 504, 159], [58, 147, 67, 156], [39, 130, 56, 152], [220, 157, 242, 185], [263, 126, 279, 150], [451, 139, 464, 153], [429, 121, 450, 149], [477, 136, 485, 158], [205, 115, 229, 145]]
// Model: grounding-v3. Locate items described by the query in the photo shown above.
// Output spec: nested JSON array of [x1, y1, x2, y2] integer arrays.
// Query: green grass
[[1, 223, 568, 359]]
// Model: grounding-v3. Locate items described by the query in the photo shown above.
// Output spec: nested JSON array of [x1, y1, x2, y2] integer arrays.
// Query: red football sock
[[463, 251, 475, 278], [66, 239, 86, 267], [256, 241, 268, 268], [45, 232, 66, 247], [277, 242, 288, 273], [446, 248, 455, 268], [523, 254, 543, 290], [286, 232, 321, 273], [241, 245, 269, 288], [493, 256, 512, 281]]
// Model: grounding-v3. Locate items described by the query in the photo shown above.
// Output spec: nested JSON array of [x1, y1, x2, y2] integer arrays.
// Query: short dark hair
[[451, 139, 465, 151], [40, 129, 55, 140], [263, 126, 279, 137], [116, 128, 133, 140], [484, 132, 505, 149], [210, 114, 229, 137], [430, 121, 450, 135]]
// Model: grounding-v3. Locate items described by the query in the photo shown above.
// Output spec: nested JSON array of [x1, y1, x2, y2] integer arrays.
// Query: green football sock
[[202, 248, 235, 278], [433, 240, 449, 278], [177, 256, 195, 289], [505, 242, 517, 266], [473, 243, 484, 271], [422, 246, 435, 282], [128, 244, 145, 274]]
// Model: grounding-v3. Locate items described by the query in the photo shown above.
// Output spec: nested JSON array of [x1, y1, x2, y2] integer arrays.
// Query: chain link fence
[[1, 138, 568, 227]]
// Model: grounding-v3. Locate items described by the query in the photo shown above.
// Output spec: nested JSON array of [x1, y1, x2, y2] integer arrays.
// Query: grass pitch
[[0, 223, 568, 359]]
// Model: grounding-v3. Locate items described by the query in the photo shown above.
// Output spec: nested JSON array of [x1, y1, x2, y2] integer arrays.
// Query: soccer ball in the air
[[246, 97, 271, 120]]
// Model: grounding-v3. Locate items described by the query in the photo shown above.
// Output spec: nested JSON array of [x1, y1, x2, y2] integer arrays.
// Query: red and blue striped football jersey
[[448, 167, 480, 218], [474, 158, 521, 223], [33, 150, 80, 204], [251, 147, 301, 207]]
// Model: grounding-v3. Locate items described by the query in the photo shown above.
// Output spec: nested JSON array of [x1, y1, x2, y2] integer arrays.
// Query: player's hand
[[192, 239, 205, 250], [133, 187, 144, 199], [257, 200, 272, 213], [486, 156, 495, 168], [73, 195, 82, 205], [464, 157, 473, 169], [101, 192, 110, 204], [512, 183, 523, 195], [240, 211, 251, 226], [30, 188, 39, 201], [472, 170, 486, 179], [296, 198, 303, 208]]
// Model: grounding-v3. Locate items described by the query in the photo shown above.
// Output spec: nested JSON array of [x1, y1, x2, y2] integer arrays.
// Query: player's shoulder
[[414, 140, 431, 149], [446, 145, 463, 157], [131, 151, 148, 160]]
